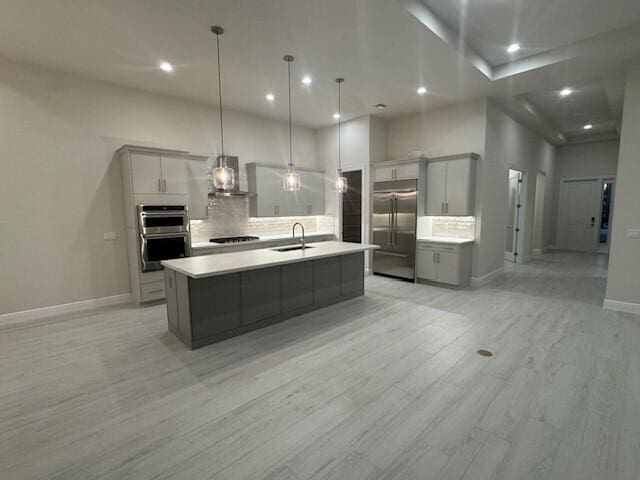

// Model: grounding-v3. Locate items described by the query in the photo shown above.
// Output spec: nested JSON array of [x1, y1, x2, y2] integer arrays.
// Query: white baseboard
[[603, 298, 640, 316], [471, 267, 504, 287], [0, 293, 132, 327]]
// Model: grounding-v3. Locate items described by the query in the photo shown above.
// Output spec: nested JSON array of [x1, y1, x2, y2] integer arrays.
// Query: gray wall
[[482, 100, 556, 273], [606, 60, 640, 308], [552, 140, 619, 245], [0, 57, 318, 315]]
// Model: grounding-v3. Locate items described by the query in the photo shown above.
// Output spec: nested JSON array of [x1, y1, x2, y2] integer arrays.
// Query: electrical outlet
[[103, 232, 117, 241], [627, 229, 640, 239]]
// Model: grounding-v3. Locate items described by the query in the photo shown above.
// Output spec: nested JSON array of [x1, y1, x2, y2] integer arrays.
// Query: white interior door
[[558, 179, 601, 252], [505, 170, 522, 262]]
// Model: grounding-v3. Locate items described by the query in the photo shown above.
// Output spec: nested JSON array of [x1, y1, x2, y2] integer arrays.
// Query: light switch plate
[[627, 229, 640, 239], [103, 232, 117, 241]]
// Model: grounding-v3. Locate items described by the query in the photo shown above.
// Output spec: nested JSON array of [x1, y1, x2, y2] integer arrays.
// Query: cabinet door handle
[[163, 179, 167, 193], [437, 252, 440, 263], [147, 289, 163, 294], [441, 202, 444, 214], [158, 179, 162, 192]]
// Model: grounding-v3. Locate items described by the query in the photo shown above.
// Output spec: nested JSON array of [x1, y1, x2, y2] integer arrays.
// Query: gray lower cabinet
[[165, 252, 365, 349], [313, 256, 341, 303], [189, 274, 242, 338], [241, 267, 281, 324], [281, 262, 314, 312], [341, 253, 365, 295]]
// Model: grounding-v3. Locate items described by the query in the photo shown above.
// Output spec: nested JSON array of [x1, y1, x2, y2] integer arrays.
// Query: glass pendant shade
[[212, 156, 235, 191], [333, 171, 348, 193], [283, 169, 301, 192]]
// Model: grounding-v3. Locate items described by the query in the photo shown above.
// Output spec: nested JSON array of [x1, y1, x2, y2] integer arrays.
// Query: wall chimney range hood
[[209, 155, 256, 197]]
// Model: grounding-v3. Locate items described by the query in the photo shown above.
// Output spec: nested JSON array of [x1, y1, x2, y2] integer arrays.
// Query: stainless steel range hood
[[208, 155, 256, 197]]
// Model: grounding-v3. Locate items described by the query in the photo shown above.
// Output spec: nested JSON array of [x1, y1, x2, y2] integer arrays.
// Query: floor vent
[[477, 349, 493, 357]]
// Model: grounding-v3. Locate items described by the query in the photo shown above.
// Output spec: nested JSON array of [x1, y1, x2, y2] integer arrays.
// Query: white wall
[[386, 98, 487, 159], [552, 140, 619, 245], [482, 100, 556, 274], [0, 57, 317, 315], [315, 115, 376, 257], [605, 59, 640, 309]]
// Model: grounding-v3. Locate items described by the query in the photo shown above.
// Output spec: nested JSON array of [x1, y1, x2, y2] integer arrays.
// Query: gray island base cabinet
[[165, 253, 365, 349]]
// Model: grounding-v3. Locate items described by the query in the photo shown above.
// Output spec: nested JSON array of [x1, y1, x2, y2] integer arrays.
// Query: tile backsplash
[[190, 196, 335, 242], [417, 216, 476, 239]]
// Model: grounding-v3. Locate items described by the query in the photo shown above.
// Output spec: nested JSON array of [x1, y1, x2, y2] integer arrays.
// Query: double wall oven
[[138, 205, 191, 272]]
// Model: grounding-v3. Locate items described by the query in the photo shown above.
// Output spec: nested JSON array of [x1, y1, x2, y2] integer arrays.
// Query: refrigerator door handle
[[393, 197, 398, 246], [388, 198, 393, 245]]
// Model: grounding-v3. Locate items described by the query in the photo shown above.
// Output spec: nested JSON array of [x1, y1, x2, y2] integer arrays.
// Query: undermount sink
[[273, 245, 314, 252]]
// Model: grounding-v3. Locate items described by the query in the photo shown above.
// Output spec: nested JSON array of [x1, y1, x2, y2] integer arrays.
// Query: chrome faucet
[[292, 222, 306, 250]]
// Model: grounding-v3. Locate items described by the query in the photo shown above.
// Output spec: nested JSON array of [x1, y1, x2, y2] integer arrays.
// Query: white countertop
[[163, 241, 379, 278], [191, 232, 335, 250], [417, 236, 475, 245]]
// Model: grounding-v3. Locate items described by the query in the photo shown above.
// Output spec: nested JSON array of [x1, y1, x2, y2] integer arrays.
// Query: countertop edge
[[416, 237, 475, 245], [163, 242, 379, 279], [191, 233, 335, 250]]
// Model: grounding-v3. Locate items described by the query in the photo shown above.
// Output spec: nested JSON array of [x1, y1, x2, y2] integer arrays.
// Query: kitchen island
[[162, 241, 378, 349]]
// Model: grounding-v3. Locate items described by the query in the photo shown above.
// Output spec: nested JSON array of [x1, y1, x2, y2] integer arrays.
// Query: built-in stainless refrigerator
[[372, 179, 417, 280]]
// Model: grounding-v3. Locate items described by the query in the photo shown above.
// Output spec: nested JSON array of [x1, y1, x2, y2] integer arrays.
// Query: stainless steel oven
[[137, 205, 191, 272]]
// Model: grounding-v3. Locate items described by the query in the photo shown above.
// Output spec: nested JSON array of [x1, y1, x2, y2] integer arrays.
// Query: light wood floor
[[2, 252, 639, 479]]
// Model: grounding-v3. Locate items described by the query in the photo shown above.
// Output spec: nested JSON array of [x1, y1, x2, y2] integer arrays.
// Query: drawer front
[[437, 244, 460, 253], [141, 280, 166, 301], [417, 242, 437, 251], [140, 270, 165, 284]]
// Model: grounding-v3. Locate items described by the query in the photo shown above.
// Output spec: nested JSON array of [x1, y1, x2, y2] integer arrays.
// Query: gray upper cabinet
[[130, 151, 164, 194], [373, 161, 420, 182], [426, 154, 477, 216], [247, 163, 325, 217], [129, 150, 189, 195]]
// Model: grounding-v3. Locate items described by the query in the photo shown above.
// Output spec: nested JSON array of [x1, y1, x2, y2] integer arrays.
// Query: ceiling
[[0, 0, 638, 142], [522, 80, 618, 139], [420, 0, 640, 67]]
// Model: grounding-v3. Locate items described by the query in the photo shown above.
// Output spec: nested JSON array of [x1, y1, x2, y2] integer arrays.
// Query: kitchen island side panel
[[190, 273, 242, 339]]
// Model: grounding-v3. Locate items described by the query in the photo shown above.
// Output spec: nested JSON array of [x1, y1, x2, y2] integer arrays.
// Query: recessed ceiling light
[[265, 93, 275, 101], [507, 43, 520, 54], [159, 61, 174, 73], [560, 88, 572, 97], [584, 124, 593, 130], [417, 86, 427, 95], [302, 76, 312, 85], [333, 113, 341, 119], [373, 103, 387, 109]]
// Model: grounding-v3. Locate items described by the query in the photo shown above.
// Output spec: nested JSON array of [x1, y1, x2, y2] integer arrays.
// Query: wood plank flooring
[[1, 251, 639, 479]]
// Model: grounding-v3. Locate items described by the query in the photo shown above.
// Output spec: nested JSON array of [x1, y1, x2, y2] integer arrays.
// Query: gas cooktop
[[209, 235, 260, 244]]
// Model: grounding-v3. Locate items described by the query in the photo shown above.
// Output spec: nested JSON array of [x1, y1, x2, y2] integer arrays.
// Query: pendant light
[[333, 77, 348, 193], [283, 55, 301, 192], [210, 26, 235, 191]]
